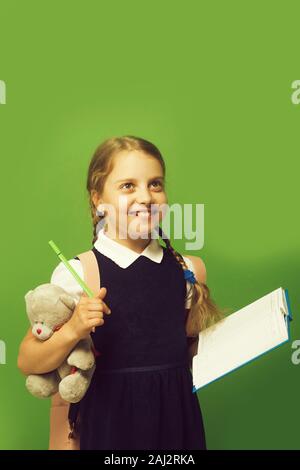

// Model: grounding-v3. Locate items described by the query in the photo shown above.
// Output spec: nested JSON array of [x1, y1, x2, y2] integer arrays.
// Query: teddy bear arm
[[67, 338, 95, 370]]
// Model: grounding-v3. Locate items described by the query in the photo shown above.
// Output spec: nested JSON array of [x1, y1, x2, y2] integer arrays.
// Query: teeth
[[129, 211, 150, 215]]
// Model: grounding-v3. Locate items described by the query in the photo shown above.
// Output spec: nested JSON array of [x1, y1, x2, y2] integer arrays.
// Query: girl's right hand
[[65, 287, 111, 341]]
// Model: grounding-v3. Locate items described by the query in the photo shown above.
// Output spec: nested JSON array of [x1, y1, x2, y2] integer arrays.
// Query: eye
[[150, 180, 163, 191], [120, 182, 134, 191]]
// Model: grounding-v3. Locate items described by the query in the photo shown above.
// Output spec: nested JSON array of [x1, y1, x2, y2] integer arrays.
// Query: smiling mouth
[[129, 211, 151, 217], [128, 210, 159, 216]]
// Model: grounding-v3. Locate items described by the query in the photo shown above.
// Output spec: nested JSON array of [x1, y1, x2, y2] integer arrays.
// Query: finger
[[88, 301, 111, 315], [86, 298, 105, 306], [89, 317, 104, 328], [87, 312, 104, 319], [101, 302, 111, 315], [94, 287, 107, 299], [86, 303, 105, 312]]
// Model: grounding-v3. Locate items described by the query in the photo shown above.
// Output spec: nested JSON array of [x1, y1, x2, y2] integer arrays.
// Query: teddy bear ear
[[24, 290, 33, 309], [59, 293, 76, 311]]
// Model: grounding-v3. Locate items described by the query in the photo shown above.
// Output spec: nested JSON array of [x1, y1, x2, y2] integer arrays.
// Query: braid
[[157, 226, 224, 334], [157, 226, 190, 271], [89, 197, 106, 245]]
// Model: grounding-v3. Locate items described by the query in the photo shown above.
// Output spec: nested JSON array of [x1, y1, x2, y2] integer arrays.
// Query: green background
[[0, 0, 299, 450]]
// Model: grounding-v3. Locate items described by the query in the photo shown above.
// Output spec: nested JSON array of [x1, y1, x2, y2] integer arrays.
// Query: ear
[[24, 290, 33, 309], [91, 190, 101, 208], [59, 293, 76, 311]]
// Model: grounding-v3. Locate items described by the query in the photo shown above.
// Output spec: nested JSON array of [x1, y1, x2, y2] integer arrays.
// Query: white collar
[[94, 227, 164, 268]]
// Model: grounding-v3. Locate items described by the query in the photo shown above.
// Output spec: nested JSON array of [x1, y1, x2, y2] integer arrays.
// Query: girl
[[18, 135, 223, 450]]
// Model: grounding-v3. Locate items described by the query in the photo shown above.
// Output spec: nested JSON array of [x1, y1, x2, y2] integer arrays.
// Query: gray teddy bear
[[24, 283, 96, 403]]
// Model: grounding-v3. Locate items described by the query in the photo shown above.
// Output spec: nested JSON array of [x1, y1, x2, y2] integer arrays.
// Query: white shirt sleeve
[[182, 256, 195, 309], [50, 259, 84, 306]]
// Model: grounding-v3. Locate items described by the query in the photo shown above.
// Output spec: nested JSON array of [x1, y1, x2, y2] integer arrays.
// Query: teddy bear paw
[[67, 349, 95, 371], [59, 366, 95, 403], [26, 372, 59, 398]]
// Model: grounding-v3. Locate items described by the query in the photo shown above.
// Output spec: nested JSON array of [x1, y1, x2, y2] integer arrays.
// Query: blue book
[[192, 287, 293, 393]]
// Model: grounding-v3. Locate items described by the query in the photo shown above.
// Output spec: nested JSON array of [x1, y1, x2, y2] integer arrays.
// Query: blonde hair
[[86, 135, 224, 333]]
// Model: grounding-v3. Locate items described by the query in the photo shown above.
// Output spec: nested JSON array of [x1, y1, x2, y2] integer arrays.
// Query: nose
[[136, 186, 152, 205], [36, 328, 42, 335]]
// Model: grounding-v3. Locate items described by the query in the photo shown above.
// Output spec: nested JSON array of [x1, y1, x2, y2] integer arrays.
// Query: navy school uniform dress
[[52, 228, 206, 450]]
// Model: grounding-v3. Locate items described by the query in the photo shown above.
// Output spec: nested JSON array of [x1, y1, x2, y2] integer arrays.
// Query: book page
[[193, 287, 289, 389]]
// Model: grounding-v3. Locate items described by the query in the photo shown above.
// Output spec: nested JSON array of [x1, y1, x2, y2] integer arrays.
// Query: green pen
[[49, 240, 95, 297]]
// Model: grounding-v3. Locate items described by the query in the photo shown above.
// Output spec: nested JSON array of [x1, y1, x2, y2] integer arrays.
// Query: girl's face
[[93, 150, 168, 240]]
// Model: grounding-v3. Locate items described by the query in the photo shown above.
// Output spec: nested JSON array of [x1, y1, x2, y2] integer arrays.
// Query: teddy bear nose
[[36, 328, 42, 335]]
